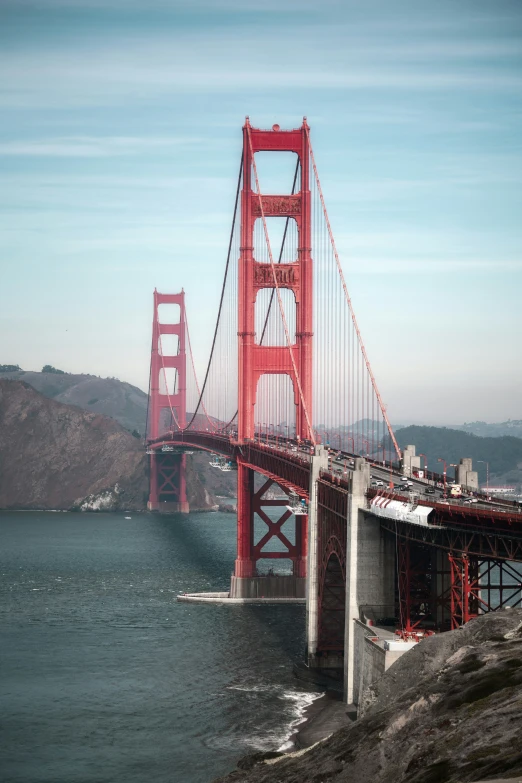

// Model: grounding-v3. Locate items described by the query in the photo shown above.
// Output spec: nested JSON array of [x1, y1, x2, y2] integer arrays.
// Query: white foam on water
[[275, 690, 324, 752], [223, 683, 324, 754], [227, 684, 274, 694]]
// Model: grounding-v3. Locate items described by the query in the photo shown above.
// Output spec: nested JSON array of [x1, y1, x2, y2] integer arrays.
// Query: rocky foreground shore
[[215, 609, 522, 783]]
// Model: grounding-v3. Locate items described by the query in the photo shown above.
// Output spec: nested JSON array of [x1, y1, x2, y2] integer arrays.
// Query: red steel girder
[[448, 553, 480, 629], [377, 517, 522, 563], [396, 538, 434, 634], [235, 461, 307, 578]]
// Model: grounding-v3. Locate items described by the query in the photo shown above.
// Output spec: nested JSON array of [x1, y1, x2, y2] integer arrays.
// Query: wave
[[219, 682, 323, 753], [276, 690, 324, 751]]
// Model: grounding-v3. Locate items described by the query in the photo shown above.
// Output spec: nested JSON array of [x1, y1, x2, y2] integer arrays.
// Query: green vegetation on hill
[[0, 364, 21, 373], [396, 425, 522, 484], [41, 365, 66, 374]]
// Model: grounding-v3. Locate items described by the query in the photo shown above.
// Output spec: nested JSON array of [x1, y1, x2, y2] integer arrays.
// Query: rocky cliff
[[0, 370, 238, 497], [216, 609, 522, 783], [0, 380, 213, 511]]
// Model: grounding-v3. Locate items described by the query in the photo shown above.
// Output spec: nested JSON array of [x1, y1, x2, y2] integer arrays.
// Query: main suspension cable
[[182, 156, 243, 431], [185, 309, 216, 431]]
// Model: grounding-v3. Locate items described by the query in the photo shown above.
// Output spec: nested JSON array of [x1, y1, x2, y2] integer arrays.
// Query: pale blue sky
[[1, 0, 521, 424]]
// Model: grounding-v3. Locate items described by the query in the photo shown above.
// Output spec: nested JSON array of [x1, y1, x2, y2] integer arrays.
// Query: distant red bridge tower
[[147, 289, 189, 513]]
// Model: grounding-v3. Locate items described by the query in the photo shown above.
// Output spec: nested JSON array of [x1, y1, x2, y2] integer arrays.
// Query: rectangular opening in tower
[[254, 217, 298, 264], [159, 367, 178, 396], [253, 151, 300, 196], [254, 556, 294, 576], [158, 303, 181, 324], [254, 373, 296, 439], [158, 334, 179, 356], [255, 288, 296, 347]]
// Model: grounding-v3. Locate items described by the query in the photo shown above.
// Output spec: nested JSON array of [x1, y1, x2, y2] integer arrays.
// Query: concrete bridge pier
[[344, 459, 395, 703], [306, 445, 330, 665]]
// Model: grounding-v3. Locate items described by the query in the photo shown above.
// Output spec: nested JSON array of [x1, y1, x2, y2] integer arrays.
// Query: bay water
[[0, 511, 318, 783]]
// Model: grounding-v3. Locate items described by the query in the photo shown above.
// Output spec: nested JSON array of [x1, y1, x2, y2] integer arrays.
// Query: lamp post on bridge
[[362, 438, 370, 459], [437, 458, 447, 499], [478, 460, 489, 496]]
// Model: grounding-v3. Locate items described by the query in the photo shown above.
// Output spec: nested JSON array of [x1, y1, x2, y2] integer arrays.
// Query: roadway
[[150, 429, 521, 519], [254, 435, 519, 516]]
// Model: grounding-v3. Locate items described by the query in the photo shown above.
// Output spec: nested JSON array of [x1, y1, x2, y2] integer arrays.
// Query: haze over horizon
[[1, 0, 521, 425]]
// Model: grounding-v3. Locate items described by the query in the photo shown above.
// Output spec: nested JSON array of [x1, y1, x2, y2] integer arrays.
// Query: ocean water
[[0, 511, 319, 783]]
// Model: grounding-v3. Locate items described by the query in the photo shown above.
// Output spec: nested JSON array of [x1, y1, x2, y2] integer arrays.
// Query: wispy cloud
[[0, 135, 206, 157], [1, 20, 521, 108], [343, 257, 522, 275]]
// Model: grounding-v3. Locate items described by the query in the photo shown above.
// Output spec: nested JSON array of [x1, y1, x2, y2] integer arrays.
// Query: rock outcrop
[[0, 371, 239, 498], [215, 609, 522, 783], [0, 380, 214, 511]]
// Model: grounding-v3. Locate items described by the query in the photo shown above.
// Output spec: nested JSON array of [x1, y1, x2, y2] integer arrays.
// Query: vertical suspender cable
[[305, 127, 401, 460]]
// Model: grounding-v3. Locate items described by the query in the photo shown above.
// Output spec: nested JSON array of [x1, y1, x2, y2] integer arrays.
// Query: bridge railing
[[240, 443, 311, 496], [367, 488, 522, 534]]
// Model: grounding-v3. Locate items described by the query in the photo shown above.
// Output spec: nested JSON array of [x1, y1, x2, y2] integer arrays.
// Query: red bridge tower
[[147, 289, 189, 513], [232, 119, 313, 597]]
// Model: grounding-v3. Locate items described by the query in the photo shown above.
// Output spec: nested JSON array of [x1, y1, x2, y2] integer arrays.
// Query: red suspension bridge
[[144, 118, 522, 703]]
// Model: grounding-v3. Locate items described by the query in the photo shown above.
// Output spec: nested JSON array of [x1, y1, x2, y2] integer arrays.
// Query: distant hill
[[396, 425, 522, 487], [449, 420, 522, 439], [0, 370, 148, 435]]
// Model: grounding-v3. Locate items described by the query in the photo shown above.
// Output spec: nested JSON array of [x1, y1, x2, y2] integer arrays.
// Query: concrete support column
[[344, 458, 371, 703], [456, 458, 479, 491], [344, 458, 396, 703], [306, 445, 329, 662], [234, 462, 255, 578], [147, 453, 159, 511]]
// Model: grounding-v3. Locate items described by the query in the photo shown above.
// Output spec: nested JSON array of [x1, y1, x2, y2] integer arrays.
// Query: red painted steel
[[143, 120, 522, 633], [149, 289, 187, 437], [235, 119, 313, 579], [448, 553, 479, 629], [148, 290, 188, 512], [238, 119, 313, 443]]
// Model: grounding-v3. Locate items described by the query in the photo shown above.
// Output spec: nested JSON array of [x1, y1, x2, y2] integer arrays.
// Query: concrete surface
[[176, 592, 305, 604]]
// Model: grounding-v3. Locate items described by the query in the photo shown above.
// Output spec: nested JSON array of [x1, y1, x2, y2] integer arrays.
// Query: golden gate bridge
[[143, 118, 522, 703]]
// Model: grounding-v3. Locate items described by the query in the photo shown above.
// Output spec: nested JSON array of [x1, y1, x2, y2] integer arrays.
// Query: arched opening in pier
[[318, 550, 346, 653]]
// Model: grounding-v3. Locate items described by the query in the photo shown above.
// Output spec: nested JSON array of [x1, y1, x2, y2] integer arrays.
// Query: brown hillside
[[0, 380, 213, 511]]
